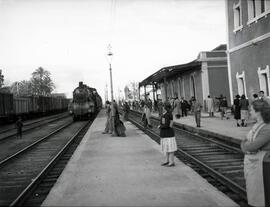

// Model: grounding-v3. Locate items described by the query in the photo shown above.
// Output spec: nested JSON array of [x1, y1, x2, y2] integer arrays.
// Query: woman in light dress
[[241, 100, 270, 207]]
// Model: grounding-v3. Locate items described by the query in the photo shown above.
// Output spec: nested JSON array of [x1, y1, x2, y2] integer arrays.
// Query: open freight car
[[0, 92, 13, 123], [0, 92, 69, 124]]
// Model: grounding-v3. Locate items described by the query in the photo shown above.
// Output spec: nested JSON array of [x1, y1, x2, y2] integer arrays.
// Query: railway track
[[0, 119, 92, 206], [0, 113, 70, 141], [126, 109, 248, 207]]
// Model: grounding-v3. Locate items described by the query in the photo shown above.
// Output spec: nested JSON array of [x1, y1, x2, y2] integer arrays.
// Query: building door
[[263, 73, 269, 96], [178, 78, 182, 98], [238, 77, 245, 96], [190, 76, 196, 98]]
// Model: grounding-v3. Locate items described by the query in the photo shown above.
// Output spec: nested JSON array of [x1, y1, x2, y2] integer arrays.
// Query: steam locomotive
[[72, 82, 102, 121]]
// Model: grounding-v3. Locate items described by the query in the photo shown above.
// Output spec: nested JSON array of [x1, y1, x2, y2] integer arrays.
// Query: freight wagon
[[0, 92, 69, 123], [0, 92, 13, 122]]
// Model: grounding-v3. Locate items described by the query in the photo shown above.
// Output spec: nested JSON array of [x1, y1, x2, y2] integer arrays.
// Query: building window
[[266, 0, 270, 10], [261, 0, 265, 13], [248, 0, 256, 20], [247, 0, 270, 23], [258, 66, 270, 96], [233, 1, 242, 30], [236, 71, 247, 96]]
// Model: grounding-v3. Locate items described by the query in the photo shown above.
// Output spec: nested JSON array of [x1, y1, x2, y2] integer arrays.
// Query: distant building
[[226, 0, 270, 101], [139, 45, 231, 108]]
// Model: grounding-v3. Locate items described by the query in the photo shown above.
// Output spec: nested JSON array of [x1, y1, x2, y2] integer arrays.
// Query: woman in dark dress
[[233, 94, 241, 127], [159, 103, 177, 167]]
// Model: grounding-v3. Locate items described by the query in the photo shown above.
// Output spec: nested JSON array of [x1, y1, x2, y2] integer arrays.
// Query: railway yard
[[0, 108, 265, 207], [2, 0, 270, 206], [0, 113, 94, 206]]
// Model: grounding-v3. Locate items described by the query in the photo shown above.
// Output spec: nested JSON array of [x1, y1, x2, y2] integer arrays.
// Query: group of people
[[233, 90, 270, 128], [102, 100, 126, 137]]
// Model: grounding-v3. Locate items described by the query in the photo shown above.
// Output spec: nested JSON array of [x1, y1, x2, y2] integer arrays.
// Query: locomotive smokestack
[[79, 81, 83, 87]]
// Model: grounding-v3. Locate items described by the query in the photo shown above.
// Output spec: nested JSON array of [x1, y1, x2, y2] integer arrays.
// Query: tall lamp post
[[107, 44, 114, 101]]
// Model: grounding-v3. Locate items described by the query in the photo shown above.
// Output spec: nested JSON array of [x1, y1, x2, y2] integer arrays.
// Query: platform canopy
[[139, 60, 201, 87]]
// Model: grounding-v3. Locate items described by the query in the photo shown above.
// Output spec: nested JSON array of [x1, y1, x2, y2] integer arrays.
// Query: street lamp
[[107, 44, 114, 101]]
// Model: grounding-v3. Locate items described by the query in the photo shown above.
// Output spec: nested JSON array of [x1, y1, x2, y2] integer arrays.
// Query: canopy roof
[[139, 60, 201, 87]]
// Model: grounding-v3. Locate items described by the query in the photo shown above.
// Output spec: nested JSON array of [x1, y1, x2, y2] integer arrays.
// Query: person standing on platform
[[159, 103, 177, 167], [240, 94, 249, 127], [259, 90, 270, 105], [157, 99, 163, 118], [219, 96, 228, 120], [233, 95, 241, 127], [102, 101, 112, 134], [241, 100, 270, 207], [180, 97, 188, 117], [174, 97, 181, 119], [253, 93, 259, 101], [206, 95, 214, 117], [193, 98, 202, 127], [140, 99, 145, 112], [110, 100, 118, 136], [123, 101, 130, 121], [111, 100, 126, 137], [189, 96, 195, 114], [144, 94, 153, 128], [15, 116, 23, 139]]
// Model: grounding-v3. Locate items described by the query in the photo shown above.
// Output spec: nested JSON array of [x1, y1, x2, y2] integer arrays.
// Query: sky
[[0, 0, 226, 99]]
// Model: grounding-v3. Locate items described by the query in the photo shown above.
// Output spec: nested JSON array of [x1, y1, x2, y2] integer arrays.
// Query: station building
[[226, 0, 270, 102], [139, 45, 231, 109]]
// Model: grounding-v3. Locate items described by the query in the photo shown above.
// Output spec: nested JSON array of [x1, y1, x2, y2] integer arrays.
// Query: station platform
[[42, 110, 238, 207], [150, 110, 253, 144]]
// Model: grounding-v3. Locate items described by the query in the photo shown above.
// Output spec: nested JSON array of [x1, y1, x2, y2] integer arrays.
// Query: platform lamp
[[107, 44, 114, 102]]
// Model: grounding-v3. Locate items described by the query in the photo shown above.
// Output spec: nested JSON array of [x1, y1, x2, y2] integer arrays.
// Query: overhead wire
[[109, 0, 116, 46]]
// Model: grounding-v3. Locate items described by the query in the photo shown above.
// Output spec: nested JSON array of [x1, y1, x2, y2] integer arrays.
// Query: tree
[[10, 80, 32, 96], [124, 81, 139, 100], [0, 69, 4, 88], [130, 81, 139, 100], [30, 67, 55, 96]]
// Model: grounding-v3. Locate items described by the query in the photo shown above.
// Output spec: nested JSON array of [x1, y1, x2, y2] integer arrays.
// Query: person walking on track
[[241, 100, 270, 207], [15, 116, 23, 139], [159, 103, 177, 167]]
